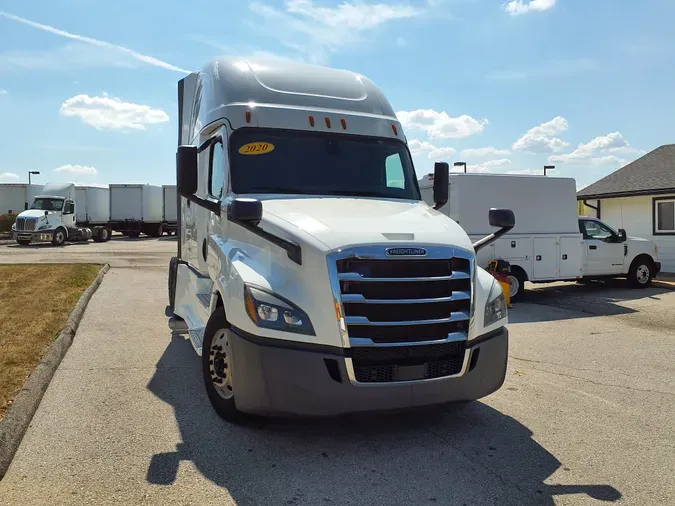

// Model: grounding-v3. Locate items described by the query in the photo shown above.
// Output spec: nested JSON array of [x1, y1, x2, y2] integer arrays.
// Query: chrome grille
[[15, 217, 36, 231], [328, 245, 474, 384]]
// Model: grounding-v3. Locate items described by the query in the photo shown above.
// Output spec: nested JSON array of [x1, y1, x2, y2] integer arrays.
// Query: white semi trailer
[[169, 56, 515, 422], [109, 183, 164, 237], [162, 184, 178, 235], [0, 183, 43, 214], [12, 183, 111, 245]]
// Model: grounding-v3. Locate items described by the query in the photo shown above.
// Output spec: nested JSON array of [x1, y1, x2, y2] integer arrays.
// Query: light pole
[[544, 165, 555, 176], [454, 161, 467, 173], [27, 171, 40, 209], [28, 171, 40, 185]]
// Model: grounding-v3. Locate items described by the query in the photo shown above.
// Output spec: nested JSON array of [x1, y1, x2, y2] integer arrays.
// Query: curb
[[0, 263, 111, 480]]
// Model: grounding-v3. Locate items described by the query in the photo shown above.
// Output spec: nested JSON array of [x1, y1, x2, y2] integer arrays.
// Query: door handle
[[589, 245, 597, 250]]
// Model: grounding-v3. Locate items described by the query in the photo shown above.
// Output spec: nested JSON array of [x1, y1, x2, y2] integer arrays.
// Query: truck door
[[533, 237, 559, 279], [579, 219, 624, 275]]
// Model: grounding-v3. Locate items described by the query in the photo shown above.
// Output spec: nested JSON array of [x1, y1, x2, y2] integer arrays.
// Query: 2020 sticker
[[238, 142, 275, 155]]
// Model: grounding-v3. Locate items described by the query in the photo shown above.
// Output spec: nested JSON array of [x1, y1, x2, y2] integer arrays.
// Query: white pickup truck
[[420, 173, 661, 300], [169, 56, 517, 422]]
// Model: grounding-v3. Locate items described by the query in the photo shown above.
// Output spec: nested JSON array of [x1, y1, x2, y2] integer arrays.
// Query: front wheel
[[52, 228, 66, 246], [506, 270, 527, 302], [628, 258, 653, 288], [202, 307, 247, 424]]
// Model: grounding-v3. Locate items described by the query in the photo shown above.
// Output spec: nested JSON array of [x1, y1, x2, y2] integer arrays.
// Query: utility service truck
[[419, 173, 661, 300], [169, 56, 516, 422], [12, 183, 112, 245]]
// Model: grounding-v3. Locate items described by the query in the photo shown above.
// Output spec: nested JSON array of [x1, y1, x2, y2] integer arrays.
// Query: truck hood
[[260, 197, 474, 252], [17, 210, 57, 219]]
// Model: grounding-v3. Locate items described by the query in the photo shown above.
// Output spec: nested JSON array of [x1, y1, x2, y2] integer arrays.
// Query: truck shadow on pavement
[[509, 280, 673, 323], [146, 319, 621, 506]]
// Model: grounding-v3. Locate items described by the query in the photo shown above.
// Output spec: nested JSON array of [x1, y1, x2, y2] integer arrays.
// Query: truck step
[[196, 293, 210, 309], [189, 327, 205, 356]]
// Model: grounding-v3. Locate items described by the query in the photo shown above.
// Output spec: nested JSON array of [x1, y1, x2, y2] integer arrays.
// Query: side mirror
[[432, 162, 449, 210], [228, 198, 263, 226], [618, 228, 627, 242], [489, 208, 515, 229], [176, 145, 198, 196], [473, 208, 516, 252]]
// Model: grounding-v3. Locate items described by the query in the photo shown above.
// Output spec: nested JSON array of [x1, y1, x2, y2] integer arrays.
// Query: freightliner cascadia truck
[[169, 57, 515, 422]]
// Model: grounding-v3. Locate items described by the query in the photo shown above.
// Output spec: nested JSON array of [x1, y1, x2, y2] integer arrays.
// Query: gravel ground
[[0, 239, 673, 505]]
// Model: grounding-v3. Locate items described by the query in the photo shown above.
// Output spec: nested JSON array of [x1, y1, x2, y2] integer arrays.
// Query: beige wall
[[598, 195, 675, 273]]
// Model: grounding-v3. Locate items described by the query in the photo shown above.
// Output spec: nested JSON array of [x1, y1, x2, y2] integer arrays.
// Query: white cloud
[[460, 147, 511, 159], [504, 0, 556, 16], [408, 139, 456, 160], [397, 109, 488, 139], [0, 43, 143, 72], [0, 172, 19, 181], [471, 158, 513, 173], [0, 89, 7, 94], [506, 168, 544, 175], [549, 132, 642, 168], [54, 165, 98, 175], [512, 116, 569, 153], [60, 94, 170, 131], [248, 1, 420, 63], [0, 11, 188, 73]]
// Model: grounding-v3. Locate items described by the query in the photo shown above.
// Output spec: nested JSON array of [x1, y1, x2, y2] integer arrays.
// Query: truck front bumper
[[229, 326, 509, 416], [14, 231, 54, 243]]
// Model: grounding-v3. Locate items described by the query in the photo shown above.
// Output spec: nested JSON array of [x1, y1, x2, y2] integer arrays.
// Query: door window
[[580, 220, 613, 240], [209, 139, 225, 199]]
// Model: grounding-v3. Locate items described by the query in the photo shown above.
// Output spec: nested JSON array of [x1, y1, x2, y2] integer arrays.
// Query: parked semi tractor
[[168, 57, 515, 422], [12, 183, 111, 245], [419, 173, 661, 301]]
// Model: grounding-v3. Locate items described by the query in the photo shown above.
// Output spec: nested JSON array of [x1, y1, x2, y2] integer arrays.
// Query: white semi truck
[[0, 183, 43, 214], [12, 183, 111, 245], [419, 173, 661, 300], [169, 57, 515, 422]]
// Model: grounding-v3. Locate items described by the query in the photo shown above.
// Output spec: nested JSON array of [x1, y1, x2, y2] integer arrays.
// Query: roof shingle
[[577, 144, 675, 199]]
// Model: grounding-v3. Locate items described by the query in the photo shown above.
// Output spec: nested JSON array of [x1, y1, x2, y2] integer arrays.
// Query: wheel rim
[[209, 329, 234, 399], [507, 275, 520, 297], [56, 231, 64, 243], [636, 265, 650, 284], [101, 228, 108, 240]]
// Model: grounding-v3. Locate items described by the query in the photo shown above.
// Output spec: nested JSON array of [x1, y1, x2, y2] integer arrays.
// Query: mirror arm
[[227, 215, 302, 265], [184, 194, 221, 216], [473, 224, 514, 252]]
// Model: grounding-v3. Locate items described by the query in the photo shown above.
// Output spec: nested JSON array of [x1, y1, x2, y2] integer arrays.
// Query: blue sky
[[1, 0, 674, 190]]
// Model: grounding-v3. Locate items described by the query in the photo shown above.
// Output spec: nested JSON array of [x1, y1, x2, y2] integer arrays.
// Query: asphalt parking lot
[[0, 237, 673, 505]]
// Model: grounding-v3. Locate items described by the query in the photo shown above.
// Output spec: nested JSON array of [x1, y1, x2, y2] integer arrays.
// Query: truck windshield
[[30, 198, 64, 211], [229, 128, 421, 200]]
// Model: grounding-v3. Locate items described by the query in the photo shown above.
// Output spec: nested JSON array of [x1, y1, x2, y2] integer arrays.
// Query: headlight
[[484, 279, 507, 327], [243, 284, 315, 336]]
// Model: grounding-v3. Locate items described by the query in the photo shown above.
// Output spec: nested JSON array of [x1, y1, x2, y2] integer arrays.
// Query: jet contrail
[[0, 11, 190, 73]]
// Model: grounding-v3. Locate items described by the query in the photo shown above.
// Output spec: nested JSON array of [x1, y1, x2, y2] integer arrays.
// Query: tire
[[100, 227, 111, 242], [168, 256, 177, 310], [149, 224, 163, 238], [16, 239, 31, 246], [628, 257, 654, 288], [52, 227, 66, 246], [506, 269, 527, 302], [202, 307, 248, 424], [92, 227, 104, 243]]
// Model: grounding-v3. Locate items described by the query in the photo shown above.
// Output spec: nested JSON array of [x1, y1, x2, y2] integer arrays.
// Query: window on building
[[655, 199, 675, 233]]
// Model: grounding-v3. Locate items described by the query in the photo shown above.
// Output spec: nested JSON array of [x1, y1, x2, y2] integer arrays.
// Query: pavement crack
[[524, 367, 675, 397], [419, 426, 530, 497], [509, 356, 637, 379]]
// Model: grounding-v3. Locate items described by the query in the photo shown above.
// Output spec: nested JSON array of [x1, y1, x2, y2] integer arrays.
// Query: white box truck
[[109, 183, 164, 237], [168, 56, 516, 422], [12, 183, 111, 245], [0, 183, 43, 214], [162, 184, 178, 235], [419, 173, 661, 300]]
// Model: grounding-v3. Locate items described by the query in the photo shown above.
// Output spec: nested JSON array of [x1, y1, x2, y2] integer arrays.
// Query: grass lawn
[[0, 264, 102, 421]]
